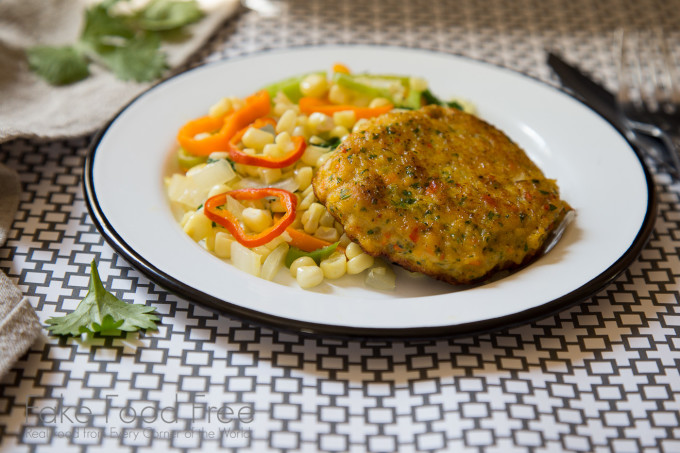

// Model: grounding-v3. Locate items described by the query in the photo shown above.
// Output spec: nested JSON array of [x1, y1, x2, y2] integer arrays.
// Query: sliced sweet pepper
[[285, 242, 339, 268], [227, 117, 306, 168], [299, 97, 393, 119], [204, 188, 297, 248], [177, 90, 272, 157]]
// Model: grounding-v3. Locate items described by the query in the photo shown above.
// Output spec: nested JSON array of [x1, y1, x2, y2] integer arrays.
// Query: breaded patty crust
[[313, 105, 572, 284]]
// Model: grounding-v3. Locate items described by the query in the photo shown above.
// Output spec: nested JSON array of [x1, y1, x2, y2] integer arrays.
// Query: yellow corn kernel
[[319, 210, 335, 227], [296, 265, 324, 289], [365, 264, 396, 290], [352, 118, 370, 132], [302, 184, 315, 197], [330, 125, 349, 139], [275, 131, 294, 152], [308, 112, 334, 132], [213, 232, 233, 258], [209, 97, 232, 118], [298, 190, 316, 211], [300, 73, 328, 98], [301, 145, 328, 167], [183, 210, 212, 241], [294, 166, 313, 191], [290, 256, 316, 277], [320, 252, 347, 279], [302, 202, 325, 234], [314, 226, 340, 242], [347, 253, 374, 275], [258, 167, 282, 184], [333, 110, 356, 129], [368, 97, 392, 108], [229, 96, 245, 111], [345, 242, 363, 260], [316, 152, 333, 168], [328, 84, 351, 104], [242, 127, 274, 151], [276, 109, 297, 134], [242, 207, 273, 233]]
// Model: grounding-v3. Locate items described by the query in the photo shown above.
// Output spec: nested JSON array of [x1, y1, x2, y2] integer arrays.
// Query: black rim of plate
[[83, 45, 658, 340]]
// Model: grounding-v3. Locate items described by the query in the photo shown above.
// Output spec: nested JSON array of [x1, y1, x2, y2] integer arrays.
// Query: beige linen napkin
[[0, 0, 239, 376], [0, 0, 240, 143], [0, 164, 42, 378]]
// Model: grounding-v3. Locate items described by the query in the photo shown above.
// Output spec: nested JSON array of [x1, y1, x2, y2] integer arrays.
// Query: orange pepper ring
[[204, 188, 297, 248]]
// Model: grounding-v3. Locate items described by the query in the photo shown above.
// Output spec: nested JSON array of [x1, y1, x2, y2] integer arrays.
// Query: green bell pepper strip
[[285, 241, 339, 268], [177, 147, 207, 170], [333, 73, 425, 110]]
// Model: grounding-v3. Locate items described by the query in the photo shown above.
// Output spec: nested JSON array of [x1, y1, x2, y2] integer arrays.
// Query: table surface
[[2, 1, 680, 452]]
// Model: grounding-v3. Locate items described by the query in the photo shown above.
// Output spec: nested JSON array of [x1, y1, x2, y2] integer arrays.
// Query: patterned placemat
[[2, 1, 680, 451]]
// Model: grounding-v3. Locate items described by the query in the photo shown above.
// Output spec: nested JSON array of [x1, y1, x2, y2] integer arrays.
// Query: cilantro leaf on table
[[26, 46, 90, 86], [98, 32, 168, 82], [45, 260, 159, 337], [26, 0, 203, 86]]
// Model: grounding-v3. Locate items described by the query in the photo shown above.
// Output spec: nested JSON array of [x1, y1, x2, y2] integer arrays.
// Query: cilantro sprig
[[46, 260, 159, 336], [26, 0, 203, 86]]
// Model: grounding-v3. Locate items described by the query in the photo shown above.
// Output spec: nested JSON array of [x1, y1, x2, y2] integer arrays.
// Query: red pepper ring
[[227, 117, 307, 169], [204, 188, 297, 248]]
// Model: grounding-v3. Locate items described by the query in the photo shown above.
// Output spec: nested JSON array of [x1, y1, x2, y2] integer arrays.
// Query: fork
[[616, 27, 680, 178]]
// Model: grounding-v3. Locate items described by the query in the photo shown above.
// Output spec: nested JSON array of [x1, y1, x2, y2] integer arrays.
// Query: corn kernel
[[316, 152, 333, 168], [368, 97, 392, 108], [308, 112, 334, 132], [290, 256, 316, 277], [275, 131, 294, 152], [242, 207, 272, 233], [276, 110, 297, 134], [301, 145, 327, 167], [300, 73, 328, 98], [352, 118, 370, 133], [314, 226, 340, 242], [296, 265, 324, 289], [294, 166, 313, 191], [319, 210, 335, 227], [299, 190, 316, 211], [183, 210, 212, 241], [292, 126, 307, 138], [347, 253, 374, 274], [302, 202, 325, 234], [258, 167, 282, 184], [328, 84, 351, 104], [330, 126, 349, 139], [333, 110, 356, 129], [320, 252, 347, 279], [345, 242, 363, 260], [263, 143, 284, 159], [242, 127, 274, 151], [365, 264, 396, 290], [209, 97, 232, 118]]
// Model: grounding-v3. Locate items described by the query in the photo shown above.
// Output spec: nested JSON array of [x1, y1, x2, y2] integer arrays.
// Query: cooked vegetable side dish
[[166, 64, 571, 290]]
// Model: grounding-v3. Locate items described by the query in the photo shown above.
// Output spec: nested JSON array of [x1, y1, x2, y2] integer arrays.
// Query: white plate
[[84, 46, 655, 337]]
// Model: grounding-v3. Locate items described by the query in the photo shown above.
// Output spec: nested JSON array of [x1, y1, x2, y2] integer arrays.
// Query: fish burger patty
[[312, 105, 572, 284]]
